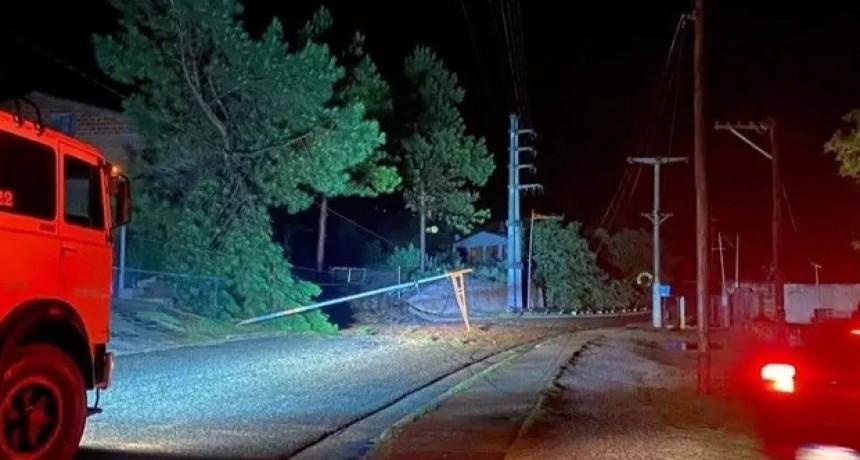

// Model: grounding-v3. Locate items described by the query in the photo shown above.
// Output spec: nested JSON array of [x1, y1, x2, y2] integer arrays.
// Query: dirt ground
[[340, 320, 565, 351], [508, 326, 769, 460]]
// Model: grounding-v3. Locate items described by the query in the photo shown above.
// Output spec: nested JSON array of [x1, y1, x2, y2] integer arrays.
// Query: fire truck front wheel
[[0, 344, 86, 460]]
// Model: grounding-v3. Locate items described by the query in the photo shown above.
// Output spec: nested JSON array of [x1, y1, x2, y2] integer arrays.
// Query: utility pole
[[713, 119, 782, 325], [507, 114, 540, 312], [735, 234, 740, 292], [811, 261, 822, 286], [693, 0, 711, 394], [628, 156, 687, 328], [714, 231, 728, 328], [769, 118, 784, 325], [811, 260, 822, 305], [316, 196, 329, 273]]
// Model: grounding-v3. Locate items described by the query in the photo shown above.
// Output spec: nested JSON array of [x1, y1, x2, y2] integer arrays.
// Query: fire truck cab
[[0, 103, 130, 459]]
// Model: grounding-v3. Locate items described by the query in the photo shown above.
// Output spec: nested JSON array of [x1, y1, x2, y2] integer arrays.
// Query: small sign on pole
[[659, 283, 671, 298]]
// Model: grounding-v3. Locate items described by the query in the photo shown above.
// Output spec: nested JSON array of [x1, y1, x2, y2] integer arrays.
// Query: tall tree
[[299, 7, 400, 272], [397, 46, 494, 272], [827, 110, 860, 181], [593, 227, 653, 308], [95, 0, 384, 327], [827, 111, 860, 253], [594, 227, 653, 279]]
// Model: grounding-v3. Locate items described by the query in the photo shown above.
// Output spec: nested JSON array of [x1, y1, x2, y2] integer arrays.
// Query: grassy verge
[[128, 305, 337, 344]]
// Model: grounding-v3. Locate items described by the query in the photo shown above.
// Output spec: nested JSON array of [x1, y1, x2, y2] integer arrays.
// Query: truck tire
[[0, 344, 86, 460]]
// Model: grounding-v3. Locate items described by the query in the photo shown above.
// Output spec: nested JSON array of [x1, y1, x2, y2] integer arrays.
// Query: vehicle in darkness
[[739, 319, 860, 460]]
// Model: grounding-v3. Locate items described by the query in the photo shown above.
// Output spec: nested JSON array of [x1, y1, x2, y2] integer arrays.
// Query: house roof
[[453, 231, 507, 249]]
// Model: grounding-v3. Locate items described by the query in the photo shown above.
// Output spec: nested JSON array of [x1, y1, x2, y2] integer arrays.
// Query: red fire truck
[[0, 101, 131, 459]]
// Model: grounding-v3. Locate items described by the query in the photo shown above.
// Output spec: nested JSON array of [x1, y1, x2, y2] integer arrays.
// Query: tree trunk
[[316, 196, 329, 274], [419, 193, 427, 274]]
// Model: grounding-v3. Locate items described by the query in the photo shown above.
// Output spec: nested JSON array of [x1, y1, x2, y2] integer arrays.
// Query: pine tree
[[397, 46, 495, 272], [299, 7, 400, 272], [95, 0, 384, 327]]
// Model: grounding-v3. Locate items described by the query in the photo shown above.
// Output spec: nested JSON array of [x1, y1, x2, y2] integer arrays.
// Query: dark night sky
[[2, 0, 860, 283]]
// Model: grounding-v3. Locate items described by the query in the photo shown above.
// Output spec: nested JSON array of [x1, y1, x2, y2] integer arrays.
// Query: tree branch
[[171, 13, 230, 151]]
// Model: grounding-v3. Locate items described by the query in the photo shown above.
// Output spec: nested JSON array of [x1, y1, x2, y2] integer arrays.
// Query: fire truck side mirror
[[111, 175, 132, 228]]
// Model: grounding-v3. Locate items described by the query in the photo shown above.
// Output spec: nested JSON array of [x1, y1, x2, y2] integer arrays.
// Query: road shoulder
[[507, 328, 767, 460], [368, 329, 604, 459]]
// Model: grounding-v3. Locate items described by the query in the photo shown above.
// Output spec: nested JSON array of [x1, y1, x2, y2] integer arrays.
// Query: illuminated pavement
[[75, 317, 644, 459], [75, 330, 539, 459]]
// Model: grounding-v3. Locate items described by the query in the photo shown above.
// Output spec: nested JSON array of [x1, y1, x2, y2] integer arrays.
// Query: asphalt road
[[76, 316, 644, 460]]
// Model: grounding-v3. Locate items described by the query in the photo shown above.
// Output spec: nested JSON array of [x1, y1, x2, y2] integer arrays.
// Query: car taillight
[[761, 363, 796, 393]]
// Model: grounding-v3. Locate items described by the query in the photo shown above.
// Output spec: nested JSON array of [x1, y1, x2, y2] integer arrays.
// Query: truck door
[[0, 130, 60, 311], [58, 143, 112, 342]]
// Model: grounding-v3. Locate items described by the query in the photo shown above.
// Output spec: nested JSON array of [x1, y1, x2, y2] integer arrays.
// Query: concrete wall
[[785, 283, 860, 323], [731, 281, 860, 323]]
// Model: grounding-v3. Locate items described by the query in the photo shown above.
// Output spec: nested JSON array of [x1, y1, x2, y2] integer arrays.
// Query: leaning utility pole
[[693, 0, 711, 394], [628, 156, 687, 328], [507, 114, 540, 312]]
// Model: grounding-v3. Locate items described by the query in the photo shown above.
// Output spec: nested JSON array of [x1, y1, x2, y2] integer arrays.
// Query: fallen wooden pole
[[237, 269, 474, 328]]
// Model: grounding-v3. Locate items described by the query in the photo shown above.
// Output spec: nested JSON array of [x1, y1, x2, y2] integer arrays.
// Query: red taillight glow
[[761, 363, 796, 393], [850, 329, 860, 336]]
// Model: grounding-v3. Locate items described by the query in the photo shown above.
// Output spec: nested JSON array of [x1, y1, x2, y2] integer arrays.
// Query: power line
[[601, 12, 689, 237], [321, 202, 398, 249], [507, 0, 531, 122], [636, 13, 690, 156], [498, 0, 523, 116], [485, 0, 517, 114], [459, 0, 495, 105]]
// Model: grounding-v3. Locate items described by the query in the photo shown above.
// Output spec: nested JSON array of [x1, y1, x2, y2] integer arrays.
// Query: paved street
[[75, 317, 643, 459], [76, 333, 501, 459]]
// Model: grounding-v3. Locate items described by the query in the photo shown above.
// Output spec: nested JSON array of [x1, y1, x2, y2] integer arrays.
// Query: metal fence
[[112, 234, 231, 310], [113, 267, 228, 308]]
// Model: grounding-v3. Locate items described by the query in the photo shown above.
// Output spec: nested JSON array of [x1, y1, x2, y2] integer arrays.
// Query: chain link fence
[[113, 235, 231, 314]]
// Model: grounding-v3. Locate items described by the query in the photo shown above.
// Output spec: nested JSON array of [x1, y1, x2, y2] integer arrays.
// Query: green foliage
[[397, 46, 495, 233], [825, 111, 860, 254], [473, 259, 506, 283], [532, 220, 627, 309], [594, 228, 652, 278], [826, 110, 860, 181], [95, 0, 384, 329], [301, 7, 400, 199], [383, 244, 464, 280], [385, 244, 422, 276]]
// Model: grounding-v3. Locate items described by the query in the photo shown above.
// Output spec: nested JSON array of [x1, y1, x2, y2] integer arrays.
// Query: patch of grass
[[135, 310, 186, 332], [349, 325, 380, 336]]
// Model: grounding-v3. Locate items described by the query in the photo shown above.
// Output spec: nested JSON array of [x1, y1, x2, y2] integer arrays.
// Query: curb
[[510, 335, 603, 443], [369, 339, 540, 455], [367, 331, 605, 460], [407, 307, 650, 322]]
